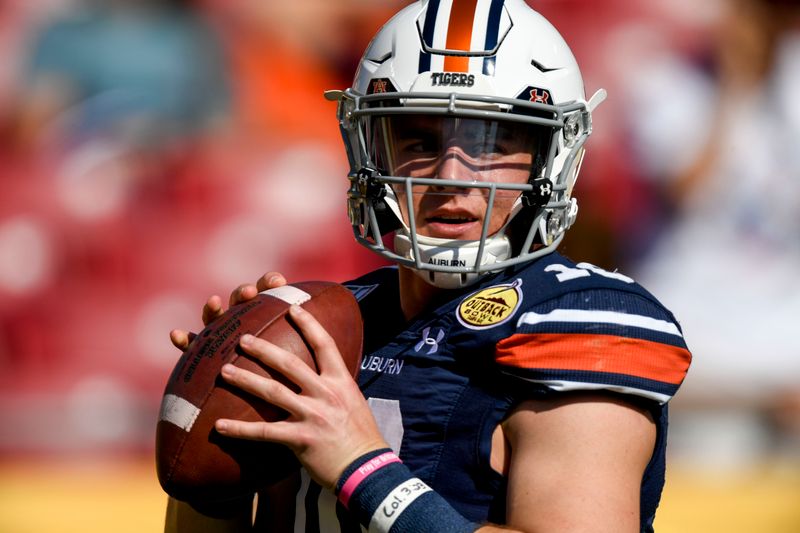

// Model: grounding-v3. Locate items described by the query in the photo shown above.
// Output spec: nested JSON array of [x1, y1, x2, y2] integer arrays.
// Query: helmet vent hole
[[530, 59, 560, 73], [368, 52, 393, 65]]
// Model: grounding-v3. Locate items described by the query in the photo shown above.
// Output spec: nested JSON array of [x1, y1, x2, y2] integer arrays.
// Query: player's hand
[[214, 305, 387, 490], [169, 272, 289, 352]]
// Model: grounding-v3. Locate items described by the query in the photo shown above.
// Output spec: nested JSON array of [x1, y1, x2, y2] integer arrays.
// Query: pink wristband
[[338, 451, 402, 509]]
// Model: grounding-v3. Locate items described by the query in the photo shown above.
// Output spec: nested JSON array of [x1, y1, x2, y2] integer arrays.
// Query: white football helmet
[[329, 0, 606, 289]]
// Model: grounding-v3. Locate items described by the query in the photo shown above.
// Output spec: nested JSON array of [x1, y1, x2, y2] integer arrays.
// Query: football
[[155, 281, 363, 504]]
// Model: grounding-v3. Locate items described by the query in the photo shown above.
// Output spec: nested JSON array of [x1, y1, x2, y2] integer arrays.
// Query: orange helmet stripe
[[443, 0, 479, 72]]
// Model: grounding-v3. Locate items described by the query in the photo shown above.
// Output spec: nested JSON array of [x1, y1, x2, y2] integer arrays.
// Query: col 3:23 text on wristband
[[335, 448, 479, 533]]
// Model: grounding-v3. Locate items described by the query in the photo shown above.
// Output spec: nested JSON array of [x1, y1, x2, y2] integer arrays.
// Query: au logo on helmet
[[368, 78, 397, 95], [457, 279, 523, 329]]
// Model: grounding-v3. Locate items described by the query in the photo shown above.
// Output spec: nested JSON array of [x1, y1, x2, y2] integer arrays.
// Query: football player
[[166, 1, 691, 531]]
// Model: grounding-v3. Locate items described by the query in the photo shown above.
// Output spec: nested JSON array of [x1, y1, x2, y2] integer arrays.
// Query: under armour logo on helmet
[[414, 327, 445, 355], [529, 88, 550, 104], [372, 80, 389, 94], [522, 178, 553, 207]]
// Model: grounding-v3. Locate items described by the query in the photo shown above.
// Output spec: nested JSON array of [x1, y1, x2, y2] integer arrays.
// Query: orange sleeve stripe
[[495, 333, 692, 386], [443, 0, 478, 72]]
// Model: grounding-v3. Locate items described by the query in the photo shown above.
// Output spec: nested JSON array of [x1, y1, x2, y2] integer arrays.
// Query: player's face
[[374, 115, 541, 240]]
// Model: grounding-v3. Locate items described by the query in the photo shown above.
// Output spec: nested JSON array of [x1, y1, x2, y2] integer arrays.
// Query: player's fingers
[[229, 284, 259, 307], [218, 361, 306, 415], [256, 272, 288, 292], [237, 334, 323, 393], [170, 329, 196, 351], [287, 305, 350, 376], [201, 295, 224, 326], [214, 418, 298, 447]]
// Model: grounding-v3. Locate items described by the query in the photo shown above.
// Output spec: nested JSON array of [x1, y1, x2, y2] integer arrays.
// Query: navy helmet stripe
[[419, 51, 431, 74], [482, 0, 504, 75], [481, 57, 495, 76], [418, 0, 441, 73]]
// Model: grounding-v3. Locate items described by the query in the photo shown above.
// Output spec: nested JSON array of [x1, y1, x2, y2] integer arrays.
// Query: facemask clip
[[355, 167, 386, 200], [521, 177, 553, 208]]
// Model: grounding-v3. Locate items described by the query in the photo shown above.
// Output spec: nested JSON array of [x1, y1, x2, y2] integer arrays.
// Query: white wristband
[[368, 477, 432, 533]]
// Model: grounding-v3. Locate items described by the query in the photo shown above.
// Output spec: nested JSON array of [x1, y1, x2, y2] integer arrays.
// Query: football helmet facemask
[[329, 0, 606, 289]]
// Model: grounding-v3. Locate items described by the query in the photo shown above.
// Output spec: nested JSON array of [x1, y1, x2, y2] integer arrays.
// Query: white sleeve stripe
[[516, 309, 683, 337], [511, 376, 673, 404]]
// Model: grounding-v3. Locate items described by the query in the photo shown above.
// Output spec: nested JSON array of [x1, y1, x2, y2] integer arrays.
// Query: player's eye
[[400, 134, 440, 156], [472, 142, 507, 157]]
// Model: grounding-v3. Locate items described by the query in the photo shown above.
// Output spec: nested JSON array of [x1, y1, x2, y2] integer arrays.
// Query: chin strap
[[393, 230, 512, 289]]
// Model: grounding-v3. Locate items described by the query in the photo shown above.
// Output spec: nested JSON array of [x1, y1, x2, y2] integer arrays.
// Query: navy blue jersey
[[290, 252, 691, 532]]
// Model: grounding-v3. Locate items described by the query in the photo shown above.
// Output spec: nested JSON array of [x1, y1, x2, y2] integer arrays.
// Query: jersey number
[[545, 262, 634, 284], [368, 397, 404, 453]]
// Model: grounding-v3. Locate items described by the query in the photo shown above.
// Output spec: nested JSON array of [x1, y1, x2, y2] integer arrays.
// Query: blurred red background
[[0, 1, 798, 531]]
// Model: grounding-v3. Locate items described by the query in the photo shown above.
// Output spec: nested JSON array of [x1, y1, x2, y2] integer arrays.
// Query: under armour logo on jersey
[[414, 327, 445, 354]]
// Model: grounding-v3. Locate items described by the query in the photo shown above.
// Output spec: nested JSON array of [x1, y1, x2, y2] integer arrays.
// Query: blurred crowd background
[[0, 0, 798, 531]]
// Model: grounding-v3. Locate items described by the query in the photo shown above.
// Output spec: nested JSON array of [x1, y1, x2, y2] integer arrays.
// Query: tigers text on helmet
[[329, 0, 606, 289]]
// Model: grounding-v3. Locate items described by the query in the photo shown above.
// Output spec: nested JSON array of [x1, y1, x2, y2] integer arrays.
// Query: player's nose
[[434, 146, 474, 184]]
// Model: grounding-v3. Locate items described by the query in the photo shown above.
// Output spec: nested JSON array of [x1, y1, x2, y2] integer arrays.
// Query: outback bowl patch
[[457, 279, 523, 329]]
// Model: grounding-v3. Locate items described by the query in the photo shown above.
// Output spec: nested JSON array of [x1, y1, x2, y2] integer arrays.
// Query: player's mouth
[[424, 213, 482, 239]]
